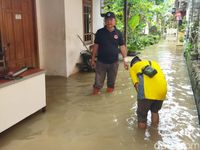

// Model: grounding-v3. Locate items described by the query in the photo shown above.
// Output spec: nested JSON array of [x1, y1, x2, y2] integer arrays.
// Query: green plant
[[127, 34, 161, 53], [104, 0, 171, 52], [149, 26, 158, 35], [179, 36, 184, 42], [185, 41, 193, 52]]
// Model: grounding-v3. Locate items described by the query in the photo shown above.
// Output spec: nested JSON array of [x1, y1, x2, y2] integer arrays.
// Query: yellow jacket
[[130, 60, 167, 100]]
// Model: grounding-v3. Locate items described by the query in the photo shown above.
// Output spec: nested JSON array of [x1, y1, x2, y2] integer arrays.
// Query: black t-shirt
[[94, 26, 124, 64]]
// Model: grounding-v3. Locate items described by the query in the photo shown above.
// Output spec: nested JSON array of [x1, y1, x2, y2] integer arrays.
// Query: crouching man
[[129, 56, 167, 129]]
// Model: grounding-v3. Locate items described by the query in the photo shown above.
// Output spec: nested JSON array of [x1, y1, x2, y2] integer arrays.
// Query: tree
[[104, 0, 172, 51]]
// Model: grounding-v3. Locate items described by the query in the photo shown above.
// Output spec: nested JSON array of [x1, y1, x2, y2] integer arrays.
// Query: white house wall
[[64, 0, 84, 77], [64, 0, 103, 77], [36, 0, 67, 76], [93, 0, 104, 33], [36, 0, 103, 77]]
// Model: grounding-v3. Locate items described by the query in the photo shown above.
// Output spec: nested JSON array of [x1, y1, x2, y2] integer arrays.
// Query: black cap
[[130, 56, 141, 67], [105, 12, 115, 19]]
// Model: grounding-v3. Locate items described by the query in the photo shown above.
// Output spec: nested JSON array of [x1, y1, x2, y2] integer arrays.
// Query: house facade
[[36, 0, 103, 77], [0, 0, 103, 132], [179, 0, 200, 123], [0, 0, 103, 77]]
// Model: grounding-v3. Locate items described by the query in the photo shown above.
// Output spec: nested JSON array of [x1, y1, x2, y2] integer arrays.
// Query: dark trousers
[[93, 61, 119, 89], [137, 99, 163, 123]]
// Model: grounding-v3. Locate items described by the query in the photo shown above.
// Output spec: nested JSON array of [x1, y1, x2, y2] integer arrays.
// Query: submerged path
[[0, 39, 200, 150]]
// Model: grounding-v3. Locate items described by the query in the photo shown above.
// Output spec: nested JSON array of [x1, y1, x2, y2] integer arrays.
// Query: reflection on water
[[0, 40, 200, 150]]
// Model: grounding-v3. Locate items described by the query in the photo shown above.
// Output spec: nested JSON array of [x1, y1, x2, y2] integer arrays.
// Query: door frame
[[32, 0, 39, 68]]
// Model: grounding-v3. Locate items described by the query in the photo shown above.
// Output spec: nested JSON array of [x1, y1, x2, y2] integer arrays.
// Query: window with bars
[[83, 0, 93, 44]]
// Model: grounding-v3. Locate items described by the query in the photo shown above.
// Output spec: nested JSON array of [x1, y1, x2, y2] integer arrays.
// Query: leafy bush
[[185, 41, 193, 52], [127, 34, 161, 53]]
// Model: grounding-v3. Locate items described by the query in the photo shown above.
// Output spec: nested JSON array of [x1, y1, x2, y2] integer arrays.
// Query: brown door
[[0, 0, 38, 70]]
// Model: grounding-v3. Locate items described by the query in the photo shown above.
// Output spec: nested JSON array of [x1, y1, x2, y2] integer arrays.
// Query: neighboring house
[[174, 0, 188, 12], [184, 0, 200, 123], [0, 0, 103, 77]]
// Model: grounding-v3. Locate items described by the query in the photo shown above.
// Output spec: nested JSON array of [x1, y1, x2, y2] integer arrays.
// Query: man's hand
[[120, 45, 129, 70], [91, 59, 96, 68], [123, 57, 129, 70], [91, 44, 98, 68], [123, 61, 129, 70]]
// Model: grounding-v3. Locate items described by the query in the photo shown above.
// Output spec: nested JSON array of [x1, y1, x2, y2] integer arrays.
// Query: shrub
[[127, 34, 161, 53]]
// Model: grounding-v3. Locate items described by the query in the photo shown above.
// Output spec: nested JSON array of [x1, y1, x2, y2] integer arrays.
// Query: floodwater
[[0, 39, 200, 150]]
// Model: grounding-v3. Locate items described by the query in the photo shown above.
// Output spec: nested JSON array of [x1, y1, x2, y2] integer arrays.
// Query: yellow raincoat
[[130, 60, 167, 100]]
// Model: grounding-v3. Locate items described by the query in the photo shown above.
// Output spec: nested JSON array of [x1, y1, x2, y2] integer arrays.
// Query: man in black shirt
[[91, 12, 128, 94]]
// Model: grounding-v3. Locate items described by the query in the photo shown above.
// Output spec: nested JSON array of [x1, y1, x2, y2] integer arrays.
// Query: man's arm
[[134, 83, 139, 92], [120, 45, 129, 70], [91, 43, 98, 68], [130, 66, 139, 92]]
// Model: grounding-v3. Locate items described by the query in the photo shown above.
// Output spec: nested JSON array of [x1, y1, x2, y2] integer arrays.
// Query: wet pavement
[[0, 39, 200, 150]]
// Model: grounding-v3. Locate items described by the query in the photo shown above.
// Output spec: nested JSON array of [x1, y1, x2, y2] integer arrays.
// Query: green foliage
[[148, 0, 164, 5], [149, 26, 158, 35], [104, 0, 170, 51], [184, 41, 199, 60], [127, 34, 161, 52], [127, 34, 143, 51], [128, 14, 140, 31], [178, 17, 186, 32], [185, 41, 193, 52]]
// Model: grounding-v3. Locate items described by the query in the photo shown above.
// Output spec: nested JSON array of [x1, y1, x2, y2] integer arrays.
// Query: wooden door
[[0, 0, 38, 70]]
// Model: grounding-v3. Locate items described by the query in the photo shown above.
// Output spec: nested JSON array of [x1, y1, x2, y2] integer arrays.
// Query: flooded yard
[[0, 40, 200, 150]]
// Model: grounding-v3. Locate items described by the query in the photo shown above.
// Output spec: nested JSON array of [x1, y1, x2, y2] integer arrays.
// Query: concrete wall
[[36, 0, 66, 76], [184, 0, 200, 123], [36, 0, 103, 77]]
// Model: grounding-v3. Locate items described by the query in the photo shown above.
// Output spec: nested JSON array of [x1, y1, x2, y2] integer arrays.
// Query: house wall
[[184, 0, 200, 122], [36, 0, 67, 76], [64, 0, 84, 77], [64, 0, 104, 77], [93, 0, 104, 33], [36, 0, 103, 77]]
